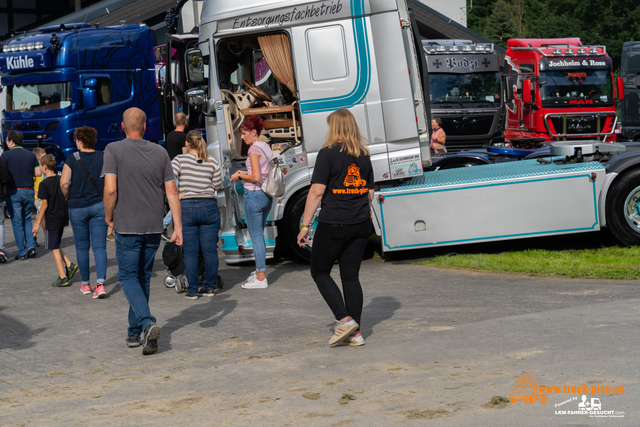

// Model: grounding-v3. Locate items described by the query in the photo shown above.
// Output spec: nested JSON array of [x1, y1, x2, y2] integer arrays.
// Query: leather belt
[[8, 187, 34, 191]]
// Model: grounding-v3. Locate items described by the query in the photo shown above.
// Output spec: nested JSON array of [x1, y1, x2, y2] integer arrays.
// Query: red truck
[[503, 38, 624, 148]]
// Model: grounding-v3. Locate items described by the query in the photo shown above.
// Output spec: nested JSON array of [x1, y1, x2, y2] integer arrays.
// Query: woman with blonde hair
[[171, 130, 223, 299], [297, 109, 375, 346]]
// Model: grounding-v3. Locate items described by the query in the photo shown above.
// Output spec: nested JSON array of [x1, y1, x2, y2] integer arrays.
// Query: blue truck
[[0, 23, 160, 164]]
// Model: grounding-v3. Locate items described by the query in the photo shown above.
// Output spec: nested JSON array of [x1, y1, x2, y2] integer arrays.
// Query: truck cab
[[155, 0, 208, 138], [192, 0, 430, 262], [423, 39, 503, 151], [504, 38, 624, 148], [620, 41, 640, 141], [0, 23, 160, 164]]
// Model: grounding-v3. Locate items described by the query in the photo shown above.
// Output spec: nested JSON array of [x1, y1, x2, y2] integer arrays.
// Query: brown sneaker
[[335, 332, 365, 346], [329, 317, 359, 345]]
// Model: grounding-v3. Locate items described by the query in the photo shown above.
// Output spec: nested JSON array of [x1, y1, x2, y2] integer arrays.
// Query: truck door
[[78, 75, 124, 150], [207, 35, 230, 222]]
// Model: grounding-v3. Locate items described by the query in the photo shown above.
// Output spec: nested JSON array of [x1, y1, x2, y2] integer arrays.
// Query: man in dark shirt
[[165, 112, 187, 160], [0, 131, 42, 260], [162, 112, 187, 236]]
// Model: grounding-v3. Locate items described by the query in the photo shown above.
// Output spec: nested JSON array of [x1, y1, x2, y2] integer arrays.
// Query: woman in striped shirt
[[172, 130, 223, 299]]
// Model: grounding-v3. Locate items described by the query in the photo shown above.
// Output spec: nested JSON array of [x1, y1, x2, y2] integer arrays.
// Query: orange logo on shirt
[[333, 164, 369, 195], [343, 165, 366, 187]]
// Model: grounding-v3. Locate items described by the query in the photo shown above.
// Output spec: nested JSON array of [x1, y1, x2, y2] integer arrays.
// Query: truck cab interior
[[216, 33, 301, 160]]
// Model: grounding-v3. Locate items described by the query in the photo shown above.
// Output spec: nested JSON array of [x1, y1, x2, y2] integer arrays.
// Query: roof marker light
[[577, 48, 586, 54], [553, 49, 562, 55], [565, 48, 574, 54], [589, 48, 598, 54]]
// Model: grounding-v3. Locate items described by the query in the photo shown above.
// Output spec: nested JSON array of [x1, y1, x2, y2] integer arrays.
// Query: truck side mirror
[[186, 49, 204, 83], [82, 78, 97, 110], [617, 77, 625, 101], [504, 76, 514, 102], [522, 79, 533, 104], [155, 64, 166, 90], [185, 87, 208, 108]]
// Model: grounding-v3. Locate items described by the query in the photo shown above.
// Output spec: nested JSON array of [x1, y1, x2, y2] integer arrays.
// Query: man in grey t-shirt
[[102, 107, 182, 355]]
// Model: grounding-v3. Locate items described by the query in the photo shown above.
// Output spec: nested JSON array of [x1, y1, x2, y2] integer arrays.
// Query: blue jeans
[[68, 201, 108, 285], [243, 190, 272, 272], [6, 189, 36, 257], [0, 202, 5, 251], [115, 232, 161, 337], [163, 211, 173, 229], [181, 198, 220, 295]]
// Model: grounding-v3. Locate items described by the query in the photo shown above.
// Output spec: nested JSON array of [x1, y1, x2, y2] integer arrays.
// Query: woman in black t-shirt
[[297, 109, 374, 347], [60, 126, 108, 299]]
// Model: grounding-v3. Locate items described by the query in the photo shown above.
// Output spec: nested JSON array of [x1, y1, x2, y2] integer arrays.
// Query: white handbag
[[256, 145, 285, 198]]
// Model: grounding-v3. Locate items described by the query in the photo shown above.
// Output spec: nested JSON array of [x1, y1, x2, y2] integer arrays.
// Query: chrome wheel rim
[[624, 185, 640, 233]]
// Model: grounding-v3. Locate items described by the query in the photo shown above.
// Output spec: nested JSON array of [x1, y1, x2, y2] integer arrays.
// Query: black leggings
[[310, 219, 372, 328]]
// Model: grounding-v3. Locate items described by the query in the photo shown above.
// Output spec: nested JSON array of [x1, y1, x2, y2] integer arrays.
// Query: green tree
[[467, 0, 498, 38], [486, 0, 518, 47]]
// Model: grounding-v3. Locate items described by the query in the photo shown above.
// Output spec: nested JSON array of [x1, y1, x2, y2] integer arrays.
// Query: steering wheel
[[221, 89, 244, 131], [242, 78, 271, 101]]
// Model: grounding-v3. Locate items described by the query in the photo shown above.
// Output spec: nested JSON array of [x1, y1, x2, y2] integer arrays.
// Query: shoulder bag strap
[[254, 144, 272, 191], [73, 152, 103, 197]]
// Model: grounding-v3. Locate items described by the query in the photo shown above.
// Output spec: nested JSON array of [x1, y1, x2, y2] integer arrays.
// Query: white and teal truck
[[183, 0, 640, 263]]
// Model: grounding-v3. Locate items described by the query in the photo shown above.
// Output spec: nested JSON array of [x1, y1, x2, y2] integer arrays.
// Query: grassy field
[[419, 247, 640, 280]]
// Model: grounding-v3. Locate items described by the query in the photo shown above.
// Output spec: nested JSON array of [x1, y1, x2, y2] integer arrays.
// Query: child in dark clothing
[[32, 155, 77, 287]]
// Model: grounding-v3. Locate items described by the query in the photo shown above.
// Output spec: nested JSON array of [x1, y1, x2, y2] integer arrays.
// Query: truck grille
[[549, 116, 598, 135], [441, 115, 495, 136], [544, 112, 616, 139]]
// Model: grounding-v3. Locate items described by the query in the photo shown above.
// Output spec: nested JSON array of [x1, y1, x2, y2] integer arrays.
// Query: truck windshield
[[539, 69, 613, 108], [6, 82, 71, 112], [429, 72, 501, 105]]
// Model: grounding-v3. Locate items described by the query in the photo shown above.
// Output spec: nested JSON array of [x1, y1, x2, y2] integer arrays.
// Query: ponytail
[[186, 130, 210, 162]]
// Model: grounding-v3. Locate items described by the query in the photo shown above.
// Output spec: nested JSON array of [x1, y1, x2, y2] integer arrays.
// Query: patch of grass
[[420, 247, 640, 279], [306, 412, 334, 418], [483, 396, 509, 409], [338, 394, 356, 405], [302, 392, 321, 400], [403, 409, 449, 419], [332, 420, 354, 426]]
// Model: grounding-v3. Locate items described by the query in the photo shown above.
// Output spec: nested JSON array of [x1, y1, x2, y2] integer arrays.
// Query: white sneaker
[[335, 332, 365, 346], [329, 317, 359, 345], [242, 276, 268, 289], [244, 271, 256, 284]]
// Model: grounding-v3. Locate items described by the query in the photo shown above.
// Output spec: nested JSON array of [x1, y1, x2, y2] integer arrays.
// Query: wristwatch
[[301, 224, 310, 230]]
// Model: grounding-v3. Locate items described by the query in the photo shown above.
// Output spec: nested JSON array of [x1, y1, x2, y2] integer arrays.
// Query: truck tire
[[605, 168, 640, 246], [283, 188, 313, 263]]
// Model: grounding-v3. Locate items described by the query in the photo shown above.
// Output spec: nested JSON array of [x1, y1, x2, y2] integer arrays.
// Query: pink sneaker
[[93, 284, 106, 299], [80, 284, 92, 295]]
